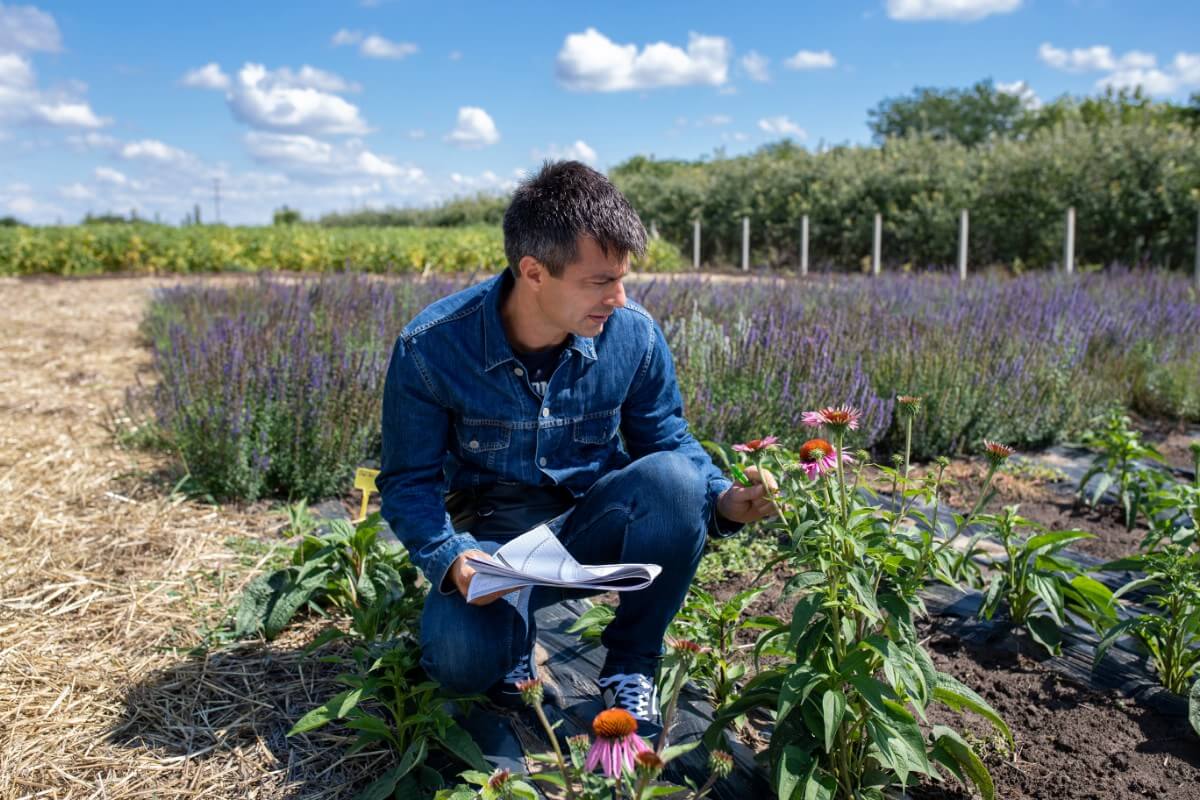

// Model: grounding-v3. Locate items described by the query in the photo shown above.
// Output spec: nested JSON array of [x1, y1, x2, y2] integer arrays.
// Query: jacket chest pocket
[[572, 410, 620, 445], [456, 420, 511, 454]]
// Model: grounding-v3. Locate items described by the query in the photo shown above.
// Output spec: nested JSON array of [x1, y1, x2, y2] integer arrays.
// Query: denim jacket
[[377, 269, 740, 592]]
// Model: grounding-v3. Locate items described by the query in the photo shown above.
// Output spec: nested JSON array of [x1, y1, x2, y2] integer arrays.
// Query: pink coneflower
[[732, 435, 778, 453], [798, 438, 854, 479], [982, 439, 1014, 468], [669, 638, 711, 656], [802, 406, 862, 434], [585, 708, 651, 778], [708, 750, 734, 779]]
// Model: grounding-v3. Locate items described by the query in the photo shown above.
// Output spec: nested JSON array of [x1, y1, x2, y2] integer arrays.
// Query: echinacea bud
[[487, 768, 512, 792], [515, 677, 543, 707], [935, 455, 950, 468], [708, 749, 734, 779], [896, 395, 923, 419], [567, 734, 591, 761], [891, 453, 905, 468], [634, 750, 665, 779], [982, 439, 1014, 468]]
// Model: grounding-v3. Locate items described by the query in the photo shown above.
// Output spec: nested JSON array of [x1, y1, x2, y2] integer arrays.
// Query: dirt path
[[0, 276, 379, 799]]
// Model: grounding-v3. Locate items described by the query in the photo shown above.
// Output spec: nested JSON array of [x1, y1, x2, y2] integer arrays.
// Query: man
[[377, 160, 776, 735]]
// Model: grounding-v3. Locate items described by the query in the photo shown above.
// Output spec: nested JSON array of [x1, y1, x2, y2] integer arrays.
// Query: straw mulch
[[0, 276, 391, 799]]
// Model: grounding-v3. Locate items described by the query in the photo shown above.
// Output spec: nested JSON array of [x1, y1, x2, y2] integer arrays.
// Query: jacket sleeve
[[377, 334, 480, 593], [620, 317, 744, 538]]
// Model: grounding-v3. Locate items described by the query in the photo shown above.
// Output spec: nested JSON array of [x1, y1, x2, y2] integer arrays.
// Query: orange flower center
[[823, 410, 853, 424], [799, 438, 833, 463], [592, 708, 638, 738]]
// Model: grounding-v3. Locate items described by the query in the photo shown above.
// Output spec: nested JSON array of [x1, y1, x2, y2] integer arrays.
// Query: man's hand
[[716, 465, 780, 525], [447, 549, 519, 606]]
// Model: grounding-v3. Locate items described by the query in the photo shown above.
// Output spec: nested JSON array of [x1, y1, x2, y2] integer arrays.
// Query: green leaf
[[931, 726, 994, 800], [1027, 573, 1067, 626], [1024, 529, 1093, 556], [932, 673, 1012, 746], [354, 740, 426, 800], [821, 689, 846, 754], [1026, 614, 1064, 656], [787, 594, 823, 652], [777, 745, 815, 800], [288, 687, 363, 735], [436, 722, 490, 771], [659, 740, 701, 762], [1094, 617, 1141, 667]]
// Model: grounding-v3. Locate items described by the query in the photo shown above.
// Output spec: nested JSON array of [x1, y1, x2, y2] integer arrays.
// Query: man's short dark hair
[[502, 160, 647, 279]]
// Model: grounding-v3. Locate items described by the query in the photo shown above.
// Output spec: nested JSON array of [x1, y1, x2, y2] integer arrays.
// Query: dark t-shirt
[[515, 342, 567, 397]]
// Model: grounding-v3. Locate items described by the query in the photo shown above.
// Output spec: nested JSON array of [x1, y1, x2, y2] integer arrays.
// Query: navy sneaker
[[597, 671, 662, 738], [486, 648, 559, 709]]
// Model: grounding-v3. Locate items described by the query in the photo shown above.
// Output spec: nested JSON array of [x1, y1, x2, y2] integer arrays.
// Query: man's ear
[[519, 255, 546, 291]]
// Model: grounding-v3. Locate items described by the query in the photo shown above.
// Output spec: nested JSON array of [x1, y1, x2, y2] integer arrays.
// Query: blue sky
[[1, 0, 1198, 225]]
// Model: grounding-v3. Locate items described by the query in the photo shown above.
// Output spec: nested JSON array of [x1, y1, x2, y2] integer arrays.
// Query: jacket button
[[541, 407, 549, 417], [514, 367, 524, 376], [539, 457, 547, 467], [468, 440, 479, 449]]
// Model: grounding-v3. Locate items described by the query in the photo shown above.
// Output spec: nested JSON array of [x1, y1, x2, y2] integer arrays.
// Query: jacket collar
[[481, 270, 598, 371]]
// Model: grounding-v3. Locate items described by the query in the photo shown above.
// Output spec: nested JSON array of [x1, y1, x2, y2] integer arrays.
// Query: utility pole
[[213, 178, 222, 223]]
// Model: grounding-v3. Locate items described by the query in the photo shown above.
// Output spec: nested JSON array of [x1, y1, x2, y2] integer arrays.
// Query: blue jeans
[[419, 450, 710, 694]]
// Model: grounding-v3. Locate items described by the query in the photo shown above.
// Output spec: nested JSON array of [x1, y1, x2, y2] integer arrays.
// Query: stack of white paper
[[465, 523, 662, 603]]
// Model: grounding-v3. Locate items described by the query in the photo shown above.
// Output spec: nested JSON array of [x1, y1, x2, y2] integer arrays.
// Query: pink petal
[[801, 412, 823, 427], [585, 741, 604, 773], [732, 444, 750, 452]]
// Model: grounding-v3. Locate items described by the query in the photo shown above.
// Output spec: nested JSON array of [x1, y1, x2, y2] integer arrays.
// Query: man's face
[[530, 235, 629, 339]]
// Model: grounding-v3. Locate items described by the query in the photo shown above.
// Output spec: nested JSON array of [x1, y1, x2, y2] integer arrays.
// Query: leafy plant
[[1077, 408, 1165, 529], [705, 412, 1011, 800], [671, 586, 768, 711], [290, 637, 490, 798], [975, 506, 1115, 655], [1097, 545, 1200, 699], [234, 512, 421, 641]]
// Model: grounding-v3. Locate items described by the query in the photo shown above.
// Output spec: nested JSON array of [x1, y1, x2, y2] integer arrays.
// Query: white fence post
[[958, 209, 969, 282], [742, 216, 750, 272], [872, 213, 882, 276], [800, 214, 809, 276], [693, 219, 701, 271], [1064, 206, 1075, 275]]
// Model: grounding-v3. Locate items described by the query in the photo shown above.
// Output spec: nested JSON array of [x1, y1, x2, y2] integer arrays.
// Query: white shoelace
[[502, 653, 534, 686], [598, 672, 658, 719]]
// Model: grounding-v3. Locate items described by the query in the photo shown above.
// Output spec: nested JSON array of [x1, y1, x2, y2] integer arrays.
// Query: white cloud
[[407, 128, 426, 139], [448, 169, 517, 192], [758, 115, 806, 139], [721, 131, 750, 142], [361, 35, 418, 59], [1037, 42, 1116, 72], [702, 114, 731, 126], [120, 138, 192, 164], [181, 62, 230, 90], [740, 51, 770, 82], [996, 79, 1041, 109], [94, 166, 129, 185], [885, 0, 1021, 21], [785, 49, 836, 70], [0, 3, 61, 52], [1039, 43, 1200, 95], [243, 131, 424, 182], [66, 131, 118, 150], [449, 50, 462, 61], [32, 101, 108, 128], [332, 29, 418, 60], [59, 182, 93, 200], [444, 106, 499, 148], [228, 62, 368, 135], [532, 139, 597, 165], [0, 51, 33, 87], [555, 28, 730, 92]]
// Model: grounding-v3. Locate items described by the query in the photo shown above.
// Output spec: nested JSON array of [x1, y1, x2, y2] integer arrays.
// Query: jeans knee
[[419, 601, 516, 694], [632, 450, 708, 519]]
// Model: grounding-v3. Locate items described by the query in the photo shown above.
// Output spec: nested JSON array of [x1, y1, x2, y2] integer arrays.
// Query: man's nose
[[606, 280, 626, 308]]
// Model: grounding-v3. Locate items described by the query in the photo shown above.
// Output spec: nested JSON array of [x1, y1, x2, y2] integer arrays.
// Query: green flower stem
[[530, 701, 578, 800], [932, 460, 999, 562]]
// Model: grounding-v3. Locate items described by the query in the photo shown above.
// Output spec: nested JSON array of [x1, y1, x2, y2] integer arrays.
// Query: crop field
[[2, 268, 1198, 800]]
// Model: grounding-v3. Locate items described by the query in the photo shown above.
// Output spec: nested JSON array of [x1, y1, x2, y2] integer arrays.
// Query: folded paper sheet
[[465, 523, 662, 603]]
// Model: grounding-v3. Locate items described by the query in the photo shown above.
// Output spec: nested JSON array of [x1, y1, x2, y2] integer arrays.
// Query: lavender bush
[[137, 269, 1198, 501]]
